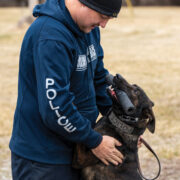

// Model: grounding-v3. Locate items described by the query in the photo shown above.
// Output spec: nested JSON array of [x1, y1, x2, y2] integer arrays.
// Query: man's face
[[76, 5, 113, 33]]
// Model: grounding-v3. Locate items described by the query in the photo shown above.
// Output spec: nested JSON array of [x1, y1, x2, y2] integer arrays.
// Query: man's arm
[[34, 39, 102, 149]]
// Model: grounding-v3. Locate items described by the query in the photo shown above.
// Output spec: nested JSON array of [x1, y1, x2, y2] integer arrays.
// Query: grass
[[101, 7, 180, 159], [0, 7, 180, 163]]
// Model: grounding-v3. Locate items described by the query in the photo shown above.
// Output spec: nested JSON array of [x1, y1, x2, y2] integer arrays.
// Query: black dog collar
[[108, 111, 145, 135], [108, 111, 134, 134]]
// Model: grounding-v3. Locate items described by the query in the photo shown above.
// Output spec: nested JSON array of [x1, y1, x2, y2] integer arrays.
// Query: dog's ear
[[147, 108, 156, 133]]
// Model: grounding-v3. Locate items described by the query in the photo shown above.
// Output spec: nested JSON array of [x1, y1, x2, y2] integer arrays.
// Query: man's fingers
[[113, 149, 124, 160], [106, 157, 119, 166], [110, 154, 123, 164], [138, 141, 142, 145], [137, 143, 142, 148], [101, 158, 109, 166], [137, 136, 142, 148], [114, 139, 122, 147]]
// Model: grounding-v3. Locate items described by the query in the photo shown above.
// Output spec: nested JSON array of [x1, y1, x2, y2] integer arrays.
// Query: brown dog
[[72, 74, 155, 180]]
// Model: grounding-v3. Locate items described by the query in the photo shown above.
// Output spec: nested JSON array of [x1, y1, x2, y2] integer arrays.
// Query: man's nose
[[99, 19, 109, 28]]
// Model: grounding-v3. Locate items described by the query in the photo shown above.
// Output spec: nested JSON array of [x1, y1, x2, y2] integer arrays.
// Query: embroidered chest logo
[[76, 55, 87, 71], [76, 44, 97, 71], [89, 44, 97, 61]]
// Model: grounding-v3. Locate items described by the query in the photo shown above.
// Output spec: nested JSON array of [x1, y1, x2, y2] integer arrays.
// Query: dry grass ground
[[0, 7, 180, 179]]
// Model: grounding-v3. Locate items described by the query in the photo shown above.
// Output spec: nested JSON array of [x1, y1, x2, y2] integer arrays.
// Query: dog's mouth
[[116, 108, 149, 128]]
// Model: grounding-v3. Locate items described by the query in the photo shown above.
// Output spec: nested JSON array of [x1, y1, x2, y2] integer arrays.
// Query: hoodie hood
[[33, 0, 84, 37]]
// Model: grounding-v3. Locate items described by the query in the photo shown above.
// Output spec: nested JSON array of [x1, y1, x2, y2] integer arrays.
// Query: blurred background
[[0, 0, 180, 179]]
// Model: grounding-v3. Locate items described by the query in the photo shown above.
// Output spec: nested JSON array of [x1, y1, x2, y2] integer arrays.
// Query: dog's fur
[[72, 74, 156, 180]]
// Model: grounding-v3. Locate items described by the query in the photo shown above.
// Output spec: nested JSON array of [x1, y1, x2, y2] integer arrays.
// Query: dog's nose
[[151, 101, 155, 107], [116, 74, 124, 80], [106, 74, 115, 86]]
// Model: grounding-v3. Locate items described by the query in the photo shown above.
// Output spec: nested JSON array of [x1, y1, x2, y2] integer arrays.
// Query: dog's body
[[72, 74, 156, 180]]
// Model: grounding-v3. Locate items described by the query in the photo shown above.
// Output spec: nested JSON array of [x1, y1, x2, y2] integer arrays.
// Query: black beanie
[[79, 0, 122, 17]]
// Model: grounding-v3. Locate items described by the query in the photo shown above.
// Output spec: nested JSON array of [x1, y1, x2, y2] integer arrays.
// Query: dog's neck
[[108, 111, 134, 134], [108, 111, 146, 150]]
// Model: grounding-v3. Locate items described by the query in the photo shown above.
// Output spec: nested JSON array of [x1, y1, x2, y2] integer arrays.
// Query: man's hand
[[137, 136, 142, 148], [91, 135, 124, 166]]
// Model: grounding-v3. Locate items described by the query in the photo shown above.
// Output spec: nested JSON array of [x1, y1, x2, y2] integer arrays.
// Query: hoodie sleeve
[[34, 39, 102, 149], [94, 43, 112, 116]]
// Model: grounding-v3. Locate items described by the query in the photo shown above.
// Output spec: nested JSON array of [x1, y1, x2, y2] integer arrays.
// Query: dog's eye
[[134, 89, 140, 95]]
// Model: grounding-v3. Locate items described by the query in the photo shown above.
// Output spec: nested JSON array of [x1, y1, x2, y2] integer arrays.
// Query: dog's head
[[107, 74, 155, 133]]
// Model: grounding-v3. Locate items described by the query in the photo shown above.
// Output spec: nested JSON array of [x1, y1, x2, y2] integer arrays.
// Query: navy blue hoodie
[[9, 0, 112, 164]]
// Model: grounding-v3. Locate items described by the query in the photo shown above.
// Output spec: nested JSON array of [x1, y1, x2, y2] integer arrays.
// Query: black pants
[[11, 152, 81, 180]]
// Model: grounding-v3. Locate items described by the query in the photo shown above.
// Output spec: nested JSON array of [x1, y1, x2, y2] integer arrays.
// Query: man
[[9, 0, 123, 179]]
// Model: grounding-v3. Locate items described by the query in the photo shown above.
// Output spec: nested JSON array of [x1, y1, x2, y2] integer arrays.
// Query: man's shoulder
[[33, 16, 76, 44]]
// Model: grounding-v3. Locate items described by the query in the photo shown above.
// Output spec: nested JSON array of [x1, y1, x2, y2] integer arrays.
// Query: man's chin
[[82, 29, 92, 33], [80, 27, 94, 33]]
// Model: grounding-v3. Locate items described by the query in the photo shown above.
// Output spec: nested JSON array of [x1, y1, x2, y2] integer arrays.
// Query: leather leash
[[137, 137, 161, 180]]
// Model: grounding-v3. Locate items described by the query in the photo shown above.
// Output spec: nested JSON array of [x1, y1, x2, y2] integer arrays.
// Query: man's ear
[[147, 108, 156, 133]]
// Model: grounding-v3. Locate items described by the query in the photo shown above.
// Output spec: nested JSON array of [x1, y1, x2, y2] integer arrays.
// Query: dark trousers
[[11, 152, 81, 180]]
